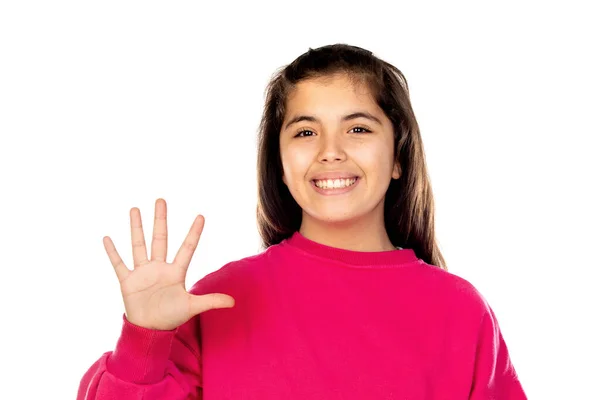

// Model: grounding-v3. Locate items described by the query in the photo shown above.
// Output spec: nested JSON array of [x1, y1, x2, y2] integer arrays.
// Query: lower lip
[[311, 178, 360, 195]]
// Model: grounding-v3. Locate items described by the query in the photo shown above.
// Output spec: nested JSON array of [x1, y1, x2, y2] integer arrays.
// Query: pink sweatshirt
[[78, 231, 527, 399]]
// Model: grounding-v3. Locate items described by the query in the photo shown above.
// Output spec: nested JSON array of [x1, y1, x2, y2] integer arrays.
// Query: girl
[[77, 44, 526, 399]]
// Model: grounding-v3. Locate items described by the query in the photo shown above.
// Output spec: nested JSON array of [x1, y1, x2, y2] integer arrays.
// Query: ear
[[392, 161, 401, 180]]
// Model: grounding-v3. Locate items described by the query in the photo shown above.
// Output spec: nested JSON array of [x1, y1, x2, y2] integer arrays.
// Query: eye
[[350, 126, 372, 134], [294, 129, 316, 138]]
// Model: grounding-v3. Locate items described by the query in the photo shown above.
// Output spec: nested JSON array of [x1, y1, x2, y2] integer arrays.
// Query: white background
[[1, 1, 598, 399]]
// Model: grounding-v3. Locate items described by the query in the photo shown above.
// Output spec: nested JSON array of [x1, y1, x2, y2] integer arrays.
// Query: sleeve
[[76, 313, 203, 400], [469, 303, 527, 399]]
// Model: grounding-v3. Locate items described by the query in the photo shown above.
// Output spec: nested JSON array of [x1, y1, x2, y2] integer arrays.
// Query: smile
[[313, 177, 357, 189], [311, 177, 359, 195]]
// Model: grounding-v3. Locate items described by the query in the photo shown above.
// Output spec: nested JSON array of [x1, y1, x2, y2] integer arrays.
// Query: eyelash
[[294, 126, 372, 138]]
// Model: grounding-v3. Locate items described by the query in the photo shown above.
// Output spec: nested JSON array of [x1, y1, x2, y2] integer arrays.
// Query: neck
[[299, 210, 396, 252]]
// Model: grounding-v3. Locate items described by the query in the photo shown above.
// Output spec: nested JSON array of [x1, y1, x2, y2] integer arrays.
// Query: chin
[[304, 208, 360, 225], [317, 215, 355, 224]]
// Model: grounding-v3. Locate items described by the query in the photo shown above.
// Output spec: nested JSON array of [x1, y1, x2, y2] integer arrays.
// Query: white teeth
[[314, 178, 357, 189]]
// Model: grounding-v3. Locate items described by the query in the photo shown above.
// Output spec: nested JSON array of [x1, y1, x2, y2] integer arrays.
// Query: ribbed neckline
[[282, 231, 420, 267]]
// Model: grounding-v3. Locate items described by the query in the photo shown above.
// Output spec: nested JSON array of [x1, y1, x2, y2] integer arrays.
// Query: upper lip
[[311, 172, 359, 181]]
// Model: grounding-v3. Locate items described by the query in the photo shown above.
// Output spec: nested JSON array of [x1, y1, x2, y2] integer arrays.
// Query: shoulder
[[188, 244, 278, 296], [413, 260, 493, 322]]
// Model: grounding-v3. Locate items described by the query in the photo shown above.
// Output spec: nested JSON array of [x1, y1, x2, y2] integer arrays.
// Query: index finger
[[172, 214, 205, 269]]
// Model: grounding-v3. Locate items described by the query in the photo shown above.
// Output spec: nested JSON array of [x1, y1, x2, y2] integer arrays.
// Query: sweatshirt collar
[[283, 231, 420, 267]]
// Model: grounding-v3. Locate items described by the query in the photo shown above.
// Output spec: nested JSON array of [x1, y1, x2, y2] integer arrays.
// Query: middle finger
[[151, 198, 168, 262]]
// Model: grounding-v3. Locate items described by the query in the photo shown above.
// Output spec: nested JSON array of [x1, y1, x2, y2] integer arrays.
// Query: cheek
[[281, 146, 312, 180], [350, 142, 394, 177], [280, 155, 289, 185], [350, 143, 383, 168], [280, 152, 301, 188]]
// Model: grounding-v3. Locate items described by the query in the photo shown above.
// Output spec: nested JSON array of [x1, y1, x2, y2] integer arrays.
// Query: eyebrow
[[283, 111, 383, 130]]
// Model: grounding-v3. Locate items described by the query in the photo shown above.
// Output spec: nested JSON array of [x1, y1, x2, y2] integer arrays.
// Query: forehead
[[286, 74, 377, 111]]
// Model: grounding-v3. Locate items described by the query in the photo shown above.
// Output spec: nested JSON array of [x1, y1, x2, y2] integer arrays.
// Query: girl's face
[[279, 74, 400, 228]]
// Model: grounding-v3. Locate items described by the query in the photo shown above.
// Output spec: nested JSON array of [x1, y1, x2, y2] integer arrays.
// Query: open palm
[[103, 198, 235, 331]]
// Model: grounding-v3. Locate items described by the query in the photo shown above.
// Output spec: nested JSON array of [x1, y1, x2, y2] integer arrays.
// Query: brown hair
[[256, 44, 447, 270]]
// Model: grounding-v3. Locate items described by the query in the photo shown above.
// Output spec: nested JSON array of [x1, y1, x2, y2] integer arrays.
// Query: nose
[[318, 133, 346, 163]]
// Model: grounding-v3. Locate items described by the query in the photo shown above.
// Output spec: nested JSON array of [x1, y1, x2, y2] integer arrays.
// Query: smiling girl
[[78, 44, 526, 399]]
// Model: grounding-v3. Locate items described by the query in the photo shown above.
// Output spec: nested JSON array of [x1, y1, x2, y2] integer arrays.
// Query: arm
[[469, 305, 527, 399], [77, 200, 233, 399], [77, 313, 202, 400]]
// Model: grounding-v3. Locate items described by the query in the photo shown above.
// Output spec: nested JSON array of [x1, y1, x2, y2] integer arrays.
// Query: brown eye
[[295, 130, 315, 138], [350, 127, 372, 134]]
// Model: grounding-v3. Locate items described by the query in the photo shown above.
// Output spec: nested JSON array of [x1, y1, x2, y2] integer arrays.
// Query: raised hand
[[102, 198, 235, 330]]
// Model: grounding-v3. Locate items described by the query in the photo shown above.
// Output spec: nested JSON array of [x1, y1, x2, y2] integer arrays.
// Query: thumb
[[189, 293, 235, 316]]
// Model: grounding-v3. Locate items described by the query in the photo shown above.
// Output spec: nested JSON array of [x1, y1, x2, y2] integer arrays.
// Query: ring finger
[[130, 207, 148, 267]]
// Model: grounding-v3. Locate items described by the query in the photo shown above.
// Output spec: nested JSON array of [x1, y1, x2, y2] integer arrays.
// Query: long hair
[[256, 44, 447, 270]]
